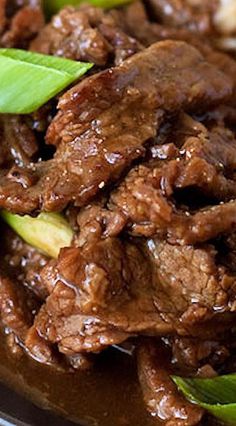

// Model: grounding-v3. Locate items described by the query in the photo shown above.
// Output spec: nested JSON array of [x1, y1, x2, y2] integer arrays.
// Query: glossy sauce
[[0, 332, 158, 426]]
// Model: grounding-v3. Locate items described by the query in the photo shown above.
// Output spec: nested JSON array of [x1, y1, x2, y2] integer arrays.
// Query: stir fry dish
[[1, 1, 236, 425]]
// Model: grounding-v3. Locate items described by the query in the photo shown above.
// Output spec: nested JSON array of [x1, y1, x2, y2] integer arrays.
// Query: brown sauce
[[0, 332, 157, 426]]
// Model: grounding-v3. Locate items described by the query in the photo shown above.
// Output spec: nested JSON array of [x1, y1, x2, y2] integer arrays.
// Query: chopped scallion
[[1, 210, 73, 258], [0, 49, 93, 114], [43, 0, 134, 15], [173, 374, 236, 425]]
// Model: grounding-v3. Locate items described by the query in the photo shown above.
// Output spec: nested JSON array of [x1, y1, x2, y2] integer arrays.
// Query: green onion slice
[[44, 0, 134, 15], [0, 49, 93, 114], [1, 210, 73, 258], [173, 374, 236, 425]]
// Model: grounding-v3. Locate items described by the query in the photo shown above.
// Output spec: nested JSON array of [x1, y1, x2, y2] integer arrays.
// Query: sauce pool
[[0, 332, 157, 426]]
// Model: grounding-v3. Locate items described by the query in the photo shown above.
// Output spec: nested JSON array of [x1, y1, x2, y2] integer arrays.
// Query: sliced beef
[[171, 337, 230, 372], [111, 114, 236, 244], [75, 203, 127, 247], [0, 274, 33, 341], [0, 231, 90, 368], [1, 226, 49, 300], [146, 0, 217, 34], [0, 221, 61, 363], [24, 326, 64, 368], [143, 238, 236, 337], [0, 0, 44, 48], [0, 41, 232, 214], [30, 239, 171, 355], [220, 232, 236, 273], [124, 1, 236, 103], [30, 5, 142, 66], [137, 339, 204, 426], [0, 115, 38, 168], [28, 232, 236, 357]]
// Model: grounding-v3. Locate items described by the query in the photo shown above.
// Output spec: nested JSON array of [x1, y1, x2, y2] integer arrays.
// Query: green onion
[[44, 0, 134, 15], [173, 374, 236, 425], [1, 211, 73, 258], [0, 49, 93, 114]]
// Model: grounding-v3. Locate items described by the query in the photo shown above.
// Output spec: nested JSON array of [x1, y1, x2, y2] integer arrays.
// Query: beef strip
[[31, 5, 142, 66], [110, 114, 236, 244], [0, 0, 44, 48], [0, 115, 38, 168], [218, 232, 236, 273], [0, 227, 72, 367], [75, 203, 127, 247], [0, 273, 34, 342], [143, 238, 236, 337], [123, 1, 236, 103], [145, 0, 217, 34], [24, 326, 66, 368], [28, 231, 236, 357], [0, 231, 91, 368], [137, 339, 204, 426], [171, 337, 230, 372], [1, 226, 49, 300], [0, 40, 232, 214], [0, 222, 63, 365], [0, 269, 52, 364], [29, 239, 168, 355]]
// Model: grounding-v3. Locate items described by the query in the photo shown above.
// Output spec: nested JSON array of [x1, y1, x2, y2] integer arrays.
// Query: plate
[[0, 382, 77, 426]]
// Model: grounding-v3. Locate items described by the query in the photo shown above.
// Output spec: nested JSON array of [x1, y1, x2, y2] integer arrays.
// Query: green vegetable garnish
[[1, 211, 73, 258], [173, 374, 236, 425], [0, 49, 92, 114], [44, 0, 134, 15]]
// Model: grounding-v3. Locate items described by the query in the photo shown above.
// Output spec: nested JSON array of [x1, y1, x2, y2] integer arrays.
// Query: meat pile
[[1, 1, 236, 425], [0, 0, 44, 48]]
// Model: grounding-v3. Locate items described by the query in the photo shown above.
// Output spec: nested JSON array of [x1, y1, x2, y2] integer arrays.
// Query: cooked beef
[[30, 239, 168, 355], [0, 115, 38, 167], [0, 0, 44, 48], [0, 273, 35, 346], [171, 337, 230, 371], [112, 165, 236, 243], [31, 5, 142, 66], [0, 41, 232, 214], [137, 339, 204, 425], [24, 326, 64, 368], [75, 203, 127, 247], [145, 0, 217, 34], [124, 1, 236, 103], [111, 114, 236, 244], [1, 227, 49, 300], [143, 238, 236, 337], [1, 1, 236, 422], [200, 44, 236, 105], [28, 231, 236, 358], [219, 232, 236, 273]]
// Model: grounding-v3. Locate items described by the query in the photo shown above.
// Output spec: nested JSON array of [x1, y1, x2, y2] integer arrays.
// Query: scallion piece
[[1, 211, 73, 258], [173, 374, 236, 425], [0, 49, 93, 114], [44, 0, 134, 15]]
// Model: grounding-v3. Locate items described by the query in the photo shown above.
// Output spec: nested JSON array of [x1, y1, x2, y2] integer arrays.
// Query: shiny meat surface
[[1, 1, 236, 425], [110, 114, 236, 243], [26, 235, 236, 361], [137, 340, 204, 425], [0, 40, 232, 213], [31, 5, 141, 66], [0, 115, 38, 168]]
